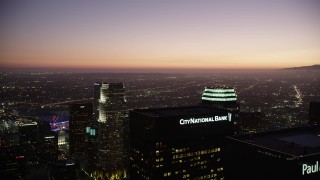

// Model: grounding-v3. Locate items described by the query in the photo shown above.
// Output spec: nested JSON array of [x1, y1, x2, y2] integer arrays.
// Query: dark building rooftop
[[228, 125, 320, 157], [131, 106, 227, 118]]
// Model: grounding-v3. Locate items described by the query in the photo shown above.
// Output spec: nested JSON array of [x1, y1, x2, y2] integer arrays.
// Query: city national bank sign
[[302, 161, 320, 176], [179, 113, 232, 125]]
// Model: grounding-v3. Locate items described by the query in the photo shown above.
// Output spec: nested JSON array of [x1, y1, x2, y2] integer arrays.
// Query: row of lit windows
[[172, 148, 220, 159], [156, 147, 221, 158], [182, 174, 190, 178], [133, 148, 144, 157], [178, 148, 220, 155], [164, 170, 189, 177], [190, 160, 208, 167], [197, 173, 219, 179], [156, 142, 167, 148], [164, 172, 221, 179], [217, 167, 223, 171], [163, 172, 172, 177], [172, 148, 189, 153], [257, 150, 280, 158], [155, 157, 163, 162], [155, 164, 164, 168]]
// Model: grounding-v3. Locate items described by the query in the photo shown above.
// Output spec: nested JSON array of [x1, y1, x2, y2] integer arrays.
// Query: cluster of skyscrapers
[[69, 82, 128, 179], [1, 83, 320, 179]]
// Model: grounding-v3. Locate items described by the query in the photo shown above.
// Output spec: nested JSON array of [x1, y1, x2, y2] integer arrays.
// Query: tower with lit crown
[[97, 82, 127, 177], [201, 87, 239, 111]]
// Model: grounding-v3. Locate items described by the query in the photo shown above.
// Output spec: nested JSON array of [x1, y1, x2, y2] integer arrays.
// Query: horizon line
[[0, 67, 281, 73], [1, 65, 318, 73]]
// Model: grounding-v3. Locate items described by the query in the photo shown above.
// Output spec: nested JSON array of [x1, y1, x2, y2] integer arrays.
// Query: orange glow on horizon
[[1, 1, 319, 71], [0, 59, 302, 71]]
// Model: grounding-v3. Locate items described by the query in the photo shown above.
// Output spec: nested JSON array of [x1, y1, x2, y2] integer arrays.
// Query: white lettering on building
[[179, 114, 232, 125], [302, 161, 319, 175]]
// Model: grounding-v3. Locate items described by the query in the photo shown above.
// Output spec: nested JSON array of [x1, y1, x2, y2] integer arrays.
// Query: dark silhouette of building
[[235, 111, 265, 134], [84, 126, 97, 173], [69, 103, 93, 160], [129, 106, 234, 179], [225, 125, 320, 180], [0, 146, 25, 179], [37, 120, 58, 167], [51, 160, 76, 180], [309, 102, 320, 125], [38, 133, 58, 167], [18, 121, 39, 168], [97, 83, 128, 178]]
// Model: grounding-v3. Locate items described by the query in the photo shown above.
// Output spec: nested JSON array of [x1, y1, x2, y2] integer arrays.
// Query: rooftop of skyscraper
[[227, 125, 320, 157], [131, 105, 227, 118]]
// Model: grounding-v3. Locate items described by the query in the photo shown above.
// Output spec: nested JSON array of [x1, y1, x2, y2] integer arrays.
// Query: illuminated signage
[[302, 161, 319, 175], [179, 113, 232, 125]]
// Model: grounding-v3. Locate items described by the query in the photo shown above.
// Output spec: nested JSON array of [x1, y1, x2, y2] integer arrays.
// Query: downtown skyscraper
[[97, 82, 128, 178], [69, 103, 93, 160], [201, 86, 239, 112], [93, 82, 102, 121], [129, 106, 234, 179]]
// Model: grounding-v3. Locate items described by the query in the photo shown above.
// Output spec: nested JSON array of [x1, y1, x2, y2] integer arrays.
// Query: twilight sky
[[1, 0, 319, 71]]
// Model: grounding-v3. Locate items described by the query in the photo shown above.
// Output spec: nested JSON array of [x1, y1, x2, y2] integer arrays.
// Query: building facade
[[309, 102, 320, 125], [97, 83, 127, 177], [129, 106, 234, 179], [93, 82, 102, 121], [69, 103, 93, 159], [18, 122, 39, 168], [226, 125, 320, 179]]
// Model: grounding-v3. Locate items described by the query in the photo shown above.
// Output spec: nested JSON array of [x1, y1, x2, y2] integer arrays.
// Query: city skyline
[[1, 0, 320, 72], [1, 71, 319, 179]]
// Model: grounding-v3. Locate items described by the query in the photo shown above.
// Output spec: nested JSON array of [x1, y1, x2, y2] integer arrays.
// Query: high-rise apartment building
[[69, 103, 93, 159], [97, 83, 127, 177], [129, 106, 234, 179]]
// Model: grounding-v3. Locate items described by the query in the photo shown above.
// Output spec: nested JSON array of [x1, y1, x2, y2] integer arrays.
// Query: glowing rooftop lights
[[202, 97, 237, 101], [202, 87, 237, 102]]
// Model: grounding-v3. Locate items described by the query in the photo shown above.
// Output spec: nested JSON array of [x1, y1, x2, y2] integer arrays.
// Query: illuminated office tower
[[93, 82, 102, 121], [202, 87, 239, 111], [98, 83, 127, 177], [129, 106, 233, 179], [69, 103, 93, 159]]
